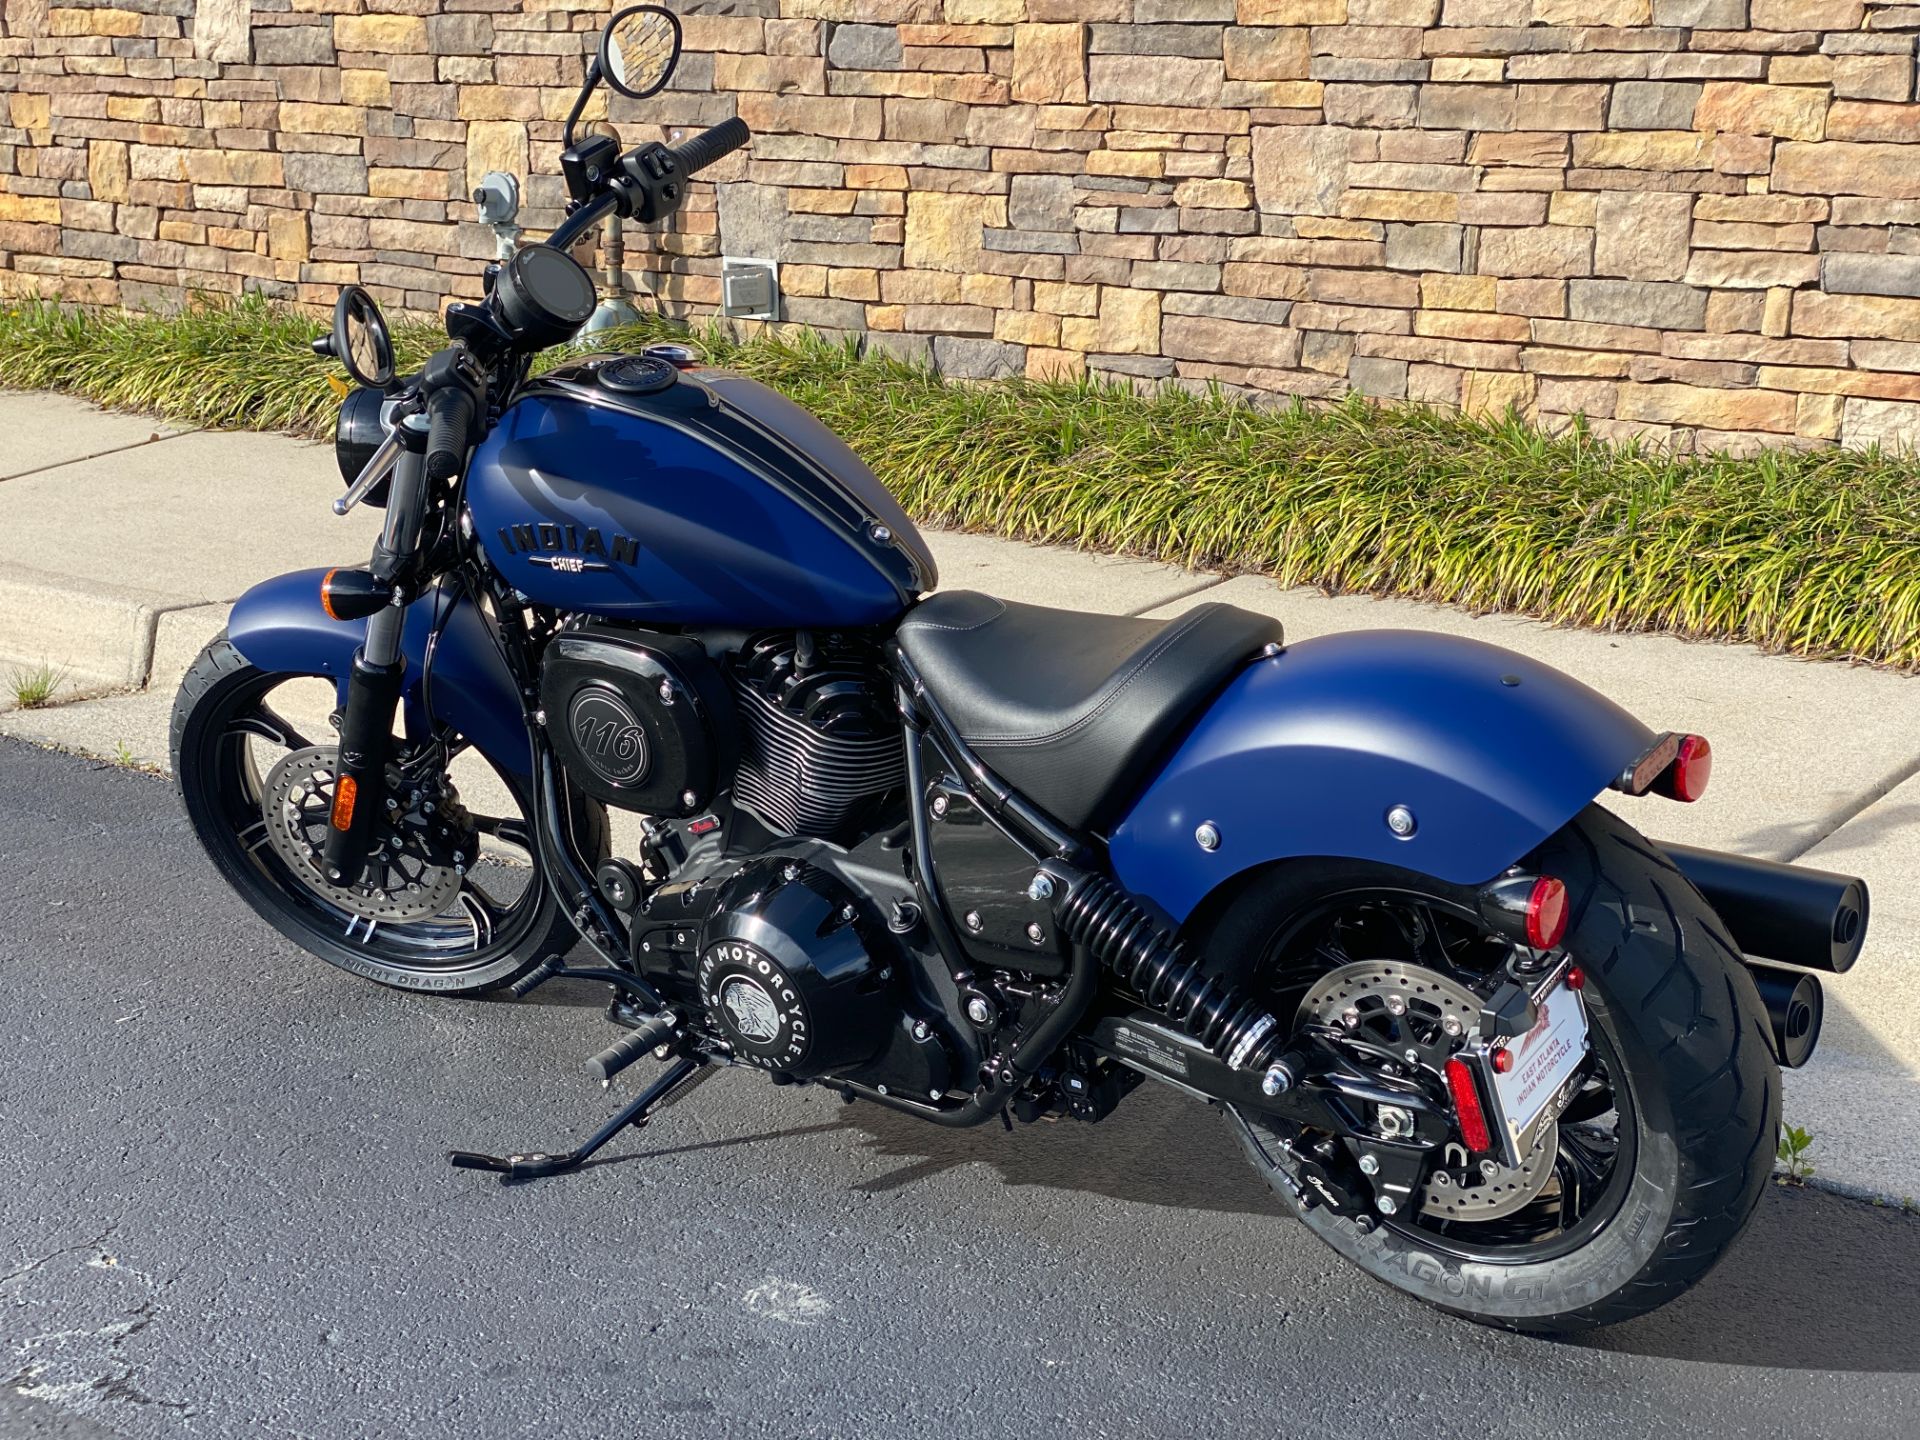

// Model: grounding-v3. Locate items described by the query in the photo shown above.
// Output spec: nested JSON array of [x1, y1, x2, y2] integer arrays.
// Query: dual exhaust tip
[[1483, 842, 1866, 1071], [1657, 842, 1865, 1070]]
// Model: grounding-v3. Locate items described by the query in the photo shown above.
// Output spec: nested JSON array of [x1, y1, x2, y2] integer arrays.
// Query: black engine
[[631, 854, 957, 1098], [547, 623, 957, 1098]]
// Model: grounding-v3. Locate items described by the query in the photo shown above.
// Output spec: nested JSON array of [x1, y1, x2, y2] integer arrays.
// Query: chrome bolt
[[965, 998, 994, 1026], [840, 904, 856, 921], [1376, 1196, 1398, 1216], [1434, 1171, 1452, 1188], [1341, 1008, 1360, 1030], [876, 1084, 889, 1096], [534, 709, 547, 726], [1260, 1064, 1292, 1096], [930, 794, 949, 819], [782, 863, 801, 881], [1358, 1154, 1380, 1176], [1262, 641, 1282, 657], [1480, 1159, 1500, 1180], [1404, 1048, 1420, 1063], [929, 1089, 942, 1100], [681, 789, 697, 808], [658, 679, 675, 704], [1025, 922, 1045, 944], [911, 1020, 930, 1041], [1385, 804, 1416, 839], [1195, 822, 1221, 852], [869, 523, 893, 544], [1442, 1016, 1464, 1038], [1025, 872, 1055, 902], [964, 910, 983, 933], [1385, 993, 1408, 1016]]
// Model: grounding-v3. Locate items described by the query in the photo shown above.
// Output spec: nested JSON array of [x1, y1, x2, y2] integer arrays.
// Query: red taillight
[[1525, 876, 1569, 949], [1670, 733, 1712, 803], [1445, 1057, 1493, 1154]]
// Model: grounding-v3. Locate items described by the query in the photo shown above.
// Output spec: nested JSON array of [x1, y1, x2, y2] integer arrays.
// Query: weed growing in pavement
[[1777, 1122, 1817, 1185], [9, 660, 68, 709], [5, 296, 1919, 668]]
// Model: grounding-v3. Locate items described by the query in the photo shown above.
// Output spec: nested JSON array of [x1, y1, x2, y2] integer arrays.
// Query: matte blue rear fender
[[225, 568, 532, 786], [1107, 630, 1656, 925]]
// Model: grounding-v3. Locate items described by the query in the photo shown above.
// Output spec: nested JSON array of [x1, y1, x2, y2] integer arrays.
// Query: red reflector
[[1565, 965, 1585, 991], [1492, 1046, 1514, 1074], [1445, 1058, 1493, 1154], [1671, 733, 1712, 803], [1525, 876, 1569, 950], [330, 775, 358, 831]]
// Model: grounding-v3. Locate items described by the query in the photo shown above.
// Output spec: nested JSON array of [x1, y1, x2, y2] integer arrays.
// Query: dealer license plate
[[1488, 973, 1591, 1167]]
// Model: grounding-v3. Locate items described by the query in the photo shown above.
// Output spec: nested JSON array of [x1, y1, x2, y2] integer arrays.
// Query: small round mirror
[[598, 4, 681, 100], [331, 285, 395, 390]]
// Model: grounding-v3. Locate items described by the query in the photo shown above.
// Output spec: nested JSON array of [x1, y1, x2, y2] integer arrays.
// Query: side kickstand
[[449, 1055, 712, 1181]]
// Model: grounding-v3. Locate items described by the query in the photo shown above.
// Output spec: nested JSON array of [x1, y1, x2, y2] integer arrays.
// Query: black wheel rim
[[203, 671, 546, 976], [1251, 886, 1638, 1265]]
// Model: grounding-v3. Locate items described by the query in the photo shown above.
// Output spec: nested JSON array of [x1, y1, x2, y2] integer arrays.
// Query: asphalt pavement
[[4, 737, 1920, 1439]]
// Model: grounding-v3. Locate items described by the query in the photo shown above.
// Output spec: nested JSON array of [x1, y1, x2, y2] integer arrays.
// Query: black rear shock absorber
[[1046, 864, 1286, 1073]]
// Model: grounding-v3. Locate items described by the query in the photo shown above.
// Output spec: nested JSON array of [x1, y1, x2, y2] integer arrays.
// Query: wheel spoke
[[455, 886, 503, 949], [227, 703, 316, 753], [470, 814, 532, 852]]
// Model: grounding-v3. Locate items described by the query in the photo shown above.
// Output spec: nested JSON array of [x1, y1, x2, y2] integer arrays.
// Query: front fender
[[226, 567, 531, 786], [1108, 630, 1654, 924]]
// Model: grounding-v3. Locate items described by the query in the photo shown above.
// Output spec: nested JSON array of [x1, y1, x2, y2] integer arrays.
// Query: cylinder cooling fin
[[730, 632, 904, 842]]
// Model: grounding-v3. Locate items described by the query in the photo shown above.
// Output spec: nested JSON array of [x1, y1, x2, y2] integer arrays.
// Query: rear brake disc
[[1297, 960, 1557, 1222]]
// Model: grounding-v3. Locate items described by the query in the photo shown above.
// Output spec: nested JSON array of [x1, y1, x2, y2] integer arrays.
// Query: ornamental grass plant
[[2, 295, 1915, 668]]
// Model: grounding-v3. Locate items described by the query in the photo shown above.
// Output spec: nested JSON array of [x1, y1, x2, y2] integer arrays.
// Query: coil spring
[[1054, 870, 1285, 1072]]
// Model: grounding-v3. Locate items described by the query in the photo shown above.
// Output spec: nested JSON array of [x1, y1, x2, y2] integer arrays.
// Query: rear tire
[[172, 634, 605, 995], [1201, 804, 1780, 1333]]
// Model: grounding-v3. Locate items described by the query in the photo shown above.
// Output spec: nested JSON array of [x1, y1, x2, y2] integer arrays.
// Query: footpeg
[[585, 1012, 678, 1085], [507, 955, 564, 998]]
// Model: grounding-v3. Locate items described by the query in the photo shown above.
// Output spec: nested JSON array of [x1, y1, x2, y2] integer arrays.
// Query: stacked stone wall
[[8, 1, 1920, 447]]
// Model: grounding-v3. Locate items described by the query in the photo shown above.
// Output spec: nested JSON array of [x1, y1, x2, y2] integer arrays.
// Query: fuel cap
[[598, 354, 679, 395]]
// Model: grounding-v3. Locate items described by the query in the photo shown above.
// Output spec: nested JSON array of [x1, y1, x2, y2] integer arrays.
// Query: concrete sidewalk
[[3, 391, 1916, 1200]]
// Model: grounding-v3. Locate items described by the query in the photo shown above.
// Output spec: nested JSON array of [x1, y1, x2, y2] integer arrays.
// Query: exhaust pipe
[[1658, 842, 1869, 974], [1745, 961, 1825, 1069]]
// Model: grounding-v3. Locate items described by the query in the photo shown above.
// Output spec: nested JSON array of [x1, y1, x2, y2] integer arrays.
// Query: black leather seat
[[896, 591, 1283, 832]]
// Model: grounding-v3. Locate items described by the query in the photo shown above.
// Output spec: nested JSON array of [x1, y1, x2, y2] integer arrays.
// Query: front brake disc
[[261, 746, 462, 922]]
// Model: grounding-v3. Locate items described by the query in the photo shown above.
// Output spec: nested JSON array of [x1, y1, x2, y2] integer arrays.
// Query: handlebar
[[425, 384, 476, 483], [548, 117, 751, 252], [671, 117, 751, 177]]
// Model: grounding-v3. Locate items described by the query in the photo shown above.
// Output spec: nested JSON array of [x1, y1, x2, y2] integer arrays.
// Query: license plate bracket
[[1473, 964, 1592, 1169]]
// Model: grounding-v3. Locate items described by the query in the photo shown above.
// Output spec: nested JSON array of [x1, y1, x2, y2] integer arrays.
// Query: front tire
[[171, 634, 605, 994], [1200, 805, 1780, 1332]]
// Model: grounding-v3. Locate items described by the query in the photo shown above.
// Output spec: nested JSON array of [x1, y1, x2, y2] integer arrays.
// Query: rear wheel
[[171, 635, 606, 994], [1196, 805, 1779, 1332]]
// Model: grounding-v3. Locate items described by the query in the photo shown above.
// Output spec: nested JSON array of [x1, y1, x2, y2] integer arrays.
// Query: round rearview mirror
[[332, 285, 395, 391], [599, 4, 682, 100]]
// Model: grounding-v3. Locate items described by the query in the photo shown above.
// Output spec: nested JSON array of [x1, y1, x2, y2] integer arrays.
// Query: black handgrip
[[425, 385, 476, 483], [585, 1013, 678, 1085], [670, 118, 750, 178]]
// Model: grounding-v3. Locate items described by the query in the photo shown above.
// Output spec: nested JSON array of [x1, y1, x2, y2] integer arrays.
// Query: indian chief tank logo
[[495, 522, 639, 573]]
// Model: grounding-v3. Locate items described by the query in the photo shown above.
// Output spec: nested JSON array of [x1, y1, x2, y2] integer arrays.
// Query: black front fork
[[320, 413, 432, 887]]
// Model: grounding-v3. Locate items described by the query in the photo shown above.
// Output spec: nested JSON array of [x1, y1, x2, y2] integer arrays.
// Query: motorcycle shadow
[[1586, 1182, 1920, 1373]]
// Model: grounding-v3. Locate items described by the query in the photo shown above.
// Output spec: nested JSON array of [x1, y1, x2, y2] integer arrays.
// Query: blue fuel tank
[[464, 356, 936, 628]]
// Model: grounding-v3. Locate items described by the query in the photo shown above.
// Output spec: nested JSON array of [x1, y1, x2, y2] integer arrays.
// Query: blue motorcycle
[[172, 7, 1870, 1332]]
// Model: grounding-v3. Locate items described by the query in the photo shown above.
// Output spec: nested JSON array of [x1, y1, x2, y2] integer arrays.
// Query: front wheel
[[1197, 805, 1780, 1332], [171, 634, 606, 994]]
